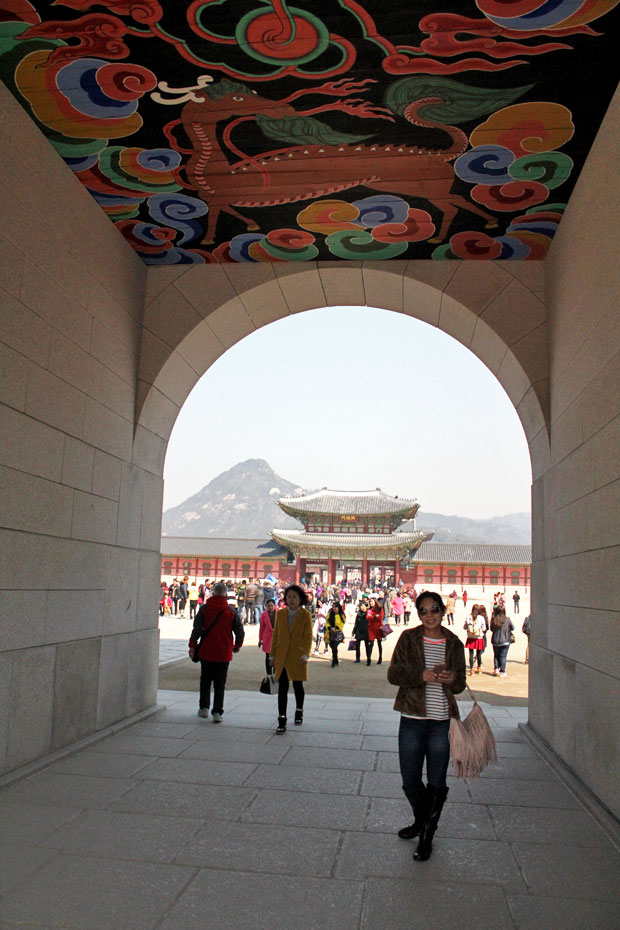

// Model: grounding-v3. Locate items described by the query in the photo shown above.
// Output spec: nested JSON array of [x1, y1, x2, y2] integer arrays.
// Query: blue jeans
[[493, 643, 510, 672], [398, 716, 451, 790]]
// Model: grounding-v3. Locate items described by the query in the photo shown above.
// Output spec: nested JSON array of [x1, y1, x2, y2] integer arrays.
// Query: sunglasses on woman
[[417, 605, 441, 615]]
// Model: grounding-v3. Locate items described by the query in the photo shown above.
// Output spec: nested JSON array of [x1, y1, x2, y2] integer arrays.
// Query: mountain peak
[[162, 459, 306, 537]]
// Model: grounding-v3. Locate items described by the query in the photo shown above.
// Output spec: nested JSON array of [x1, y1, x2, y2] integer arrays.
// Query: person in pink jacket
[[391, 593, 405, 625], [258, 598, 277, 675]]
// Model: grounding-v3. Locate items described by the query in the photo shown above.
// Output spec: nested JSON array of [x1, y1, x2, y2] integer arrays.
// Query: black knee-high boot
[[413, 785, 449, 861], [398, 783, 427, 839]]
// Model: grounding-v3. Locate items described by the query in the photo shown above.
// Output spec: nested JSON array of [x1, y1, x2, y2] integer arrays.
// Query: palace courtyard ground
[[1, 595, 619, 930]]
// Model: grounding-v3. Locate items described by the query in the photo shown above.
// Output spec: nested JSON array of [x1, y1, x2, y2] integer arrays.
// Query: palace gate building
[[160, 489, 532, 588]]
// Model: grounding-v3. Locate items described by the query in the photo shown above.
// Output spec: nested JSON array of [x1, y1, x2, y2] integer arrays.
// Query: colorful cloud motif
[[203, 196, 436, 262], [15, 50, 156, 139], [469, 102, 574, 156], [476, 0, 620, 31], [432, 204, 566, 259]]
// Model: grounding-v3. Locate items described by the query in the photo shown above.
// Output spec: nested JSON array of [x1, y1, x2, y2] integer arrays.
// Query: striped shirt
[[402, 636, 449, 720]]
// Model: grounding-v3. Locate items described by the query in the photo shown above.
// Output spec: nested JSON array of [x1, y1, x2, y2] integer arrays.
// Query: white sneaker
[[212, 712, 222, 723], [198, 708, 209, 718], [500, 672, 507, 677]]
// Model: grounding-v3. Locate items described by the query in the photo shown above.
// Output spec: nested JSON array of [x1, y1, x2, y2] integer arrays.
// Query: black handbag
[[259, 674, 278, 695]]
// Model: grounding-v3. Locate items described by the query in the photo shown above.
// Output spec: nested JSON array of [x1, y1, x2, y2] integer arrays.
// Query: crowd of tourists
[[184, 581, 528, 863]]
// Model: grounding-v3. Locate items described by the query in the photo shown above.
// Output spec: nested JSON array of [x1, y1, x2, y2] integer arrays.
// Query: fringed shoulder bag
[[449, 683, 498, 778]]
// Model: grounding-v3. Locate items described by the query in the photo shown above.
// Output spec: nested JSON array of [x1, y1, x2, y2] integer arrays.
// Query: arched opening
[[147, 267, 543, 706]]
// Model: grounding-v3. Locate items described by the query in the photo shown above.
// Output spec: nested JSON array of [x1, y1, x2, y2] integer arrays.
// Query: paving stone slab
[[366, 797, 497, 840], [241, 787, 369, 830], [91, 734, 194, 757], [361, 877, 515, 930], [491, 726, 530, 742], [507, 893, 620, 930], [360, 719, 400, 736], [183, 724, 272, 743], [136, 757, 257, 787], [491, 805, 614, 846], [493, 740, 539, 759], [0, 844, 60, 896], [360, 770, 470, 802], [158, 869, 364, 930], [0, 800, 81, 845], [336, 832, 526, 890], [175, 819, 342, 876], [288, 716, 363, 735], [276, 730, 364, 750], [468, 777, 581, 809], [2, 772, 135, 809], [278, 745, 378, 771], [43, 809, 203, 863], [125, 721, 199, 739], [209, 714, 280, 730], [244, 762, 361, 794], [178, 740, 290, 764], [110, 780, 257, 819], [0, 854, 194, 930], [478, 757, 556, 780], [305, 707, 372, 720], [376, 751, 400, 773], [48, 750, 152, 778], [361, 735, 399, 752], [513, 843, 620, 900]]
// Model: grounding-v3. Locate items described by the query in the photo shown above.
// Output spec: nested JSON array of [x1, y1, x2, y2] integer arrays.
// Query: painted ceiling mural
[[1, 0, 618, 264]]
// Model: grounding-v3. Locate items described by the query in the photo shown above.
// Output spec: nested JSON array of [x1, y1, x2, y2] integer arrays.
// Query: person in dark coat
[[353, 598, 371, 665], [189, 582, 244, 721]]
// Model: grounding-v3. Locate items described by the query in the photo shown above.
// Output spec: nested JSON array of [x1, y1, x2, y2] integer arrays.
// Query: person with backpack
[[490, 606, 514, 677], [464, 604, 486, 675], [188, 582, 244, 722], [522, 614, 531, 664]]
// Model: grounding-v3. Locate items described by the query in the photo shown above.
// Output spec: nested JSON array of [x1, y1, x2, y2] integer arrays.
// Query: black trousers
[[369, 639, 383, 662], [355, 637, 371, 661], [264, 653, 274, 675], [199, 660, 229, 714], [278, 667, 304, 716]]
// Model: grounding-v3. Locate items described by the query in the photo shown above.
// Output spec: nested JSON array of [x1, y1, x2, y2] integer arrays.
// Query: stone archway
[[2, 75, 619, 828], [135, 261, 550, 484]]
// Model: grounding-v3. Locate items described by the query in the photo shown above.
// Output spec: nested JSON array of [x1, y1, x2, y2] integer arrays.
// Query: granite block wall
[[0, 83, 159, 775]]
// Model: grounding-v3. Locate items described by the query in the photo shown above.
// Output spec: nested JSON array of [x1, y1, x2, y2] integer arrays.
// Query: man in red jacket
[[189, 582, 244, 721]]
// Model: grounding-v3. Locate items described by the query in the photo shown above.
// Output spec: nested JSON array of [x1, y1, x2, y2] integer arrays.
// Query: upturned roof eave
[[270, 530, 426, 557], [277, 501, 420, 520]]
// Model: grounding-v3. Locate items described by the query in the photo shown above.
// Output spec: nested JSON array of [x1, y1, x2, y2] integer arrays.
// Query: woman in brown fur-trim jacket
[[387, 590, 466, 862]]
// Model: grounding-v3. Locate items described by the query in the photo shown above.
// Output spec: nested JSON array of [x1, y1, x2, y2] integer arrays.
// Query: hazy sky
[[163, 305, 532, 518]]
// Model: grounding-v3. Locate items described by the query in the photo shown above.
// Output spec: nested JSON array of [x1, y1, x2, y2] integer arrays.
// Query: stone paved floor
[[1, 690, 619, 930]]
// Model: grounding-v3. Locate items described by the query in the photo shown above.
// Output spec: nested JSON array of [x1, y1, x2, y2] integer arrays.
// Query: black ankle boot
[[294, 709, 303, 725], [398, 783, 426, 839], [414, 785, 449, 861], [276, 716, 287, 734]]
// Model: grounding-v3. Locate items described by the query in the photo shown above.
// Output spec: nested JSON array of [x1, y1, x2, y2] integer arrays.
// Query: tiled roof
[[160, 537, 532, 564], [160, 537, 286, 559], [278, 488, 419, 518], [271, 529, 425, 557], [412, 543, 532, 564]]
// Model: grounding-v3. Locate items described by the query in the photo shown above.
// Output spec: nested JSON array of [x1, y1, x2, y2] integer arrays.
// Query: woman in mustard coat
[[270, 584, 313, 733]]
